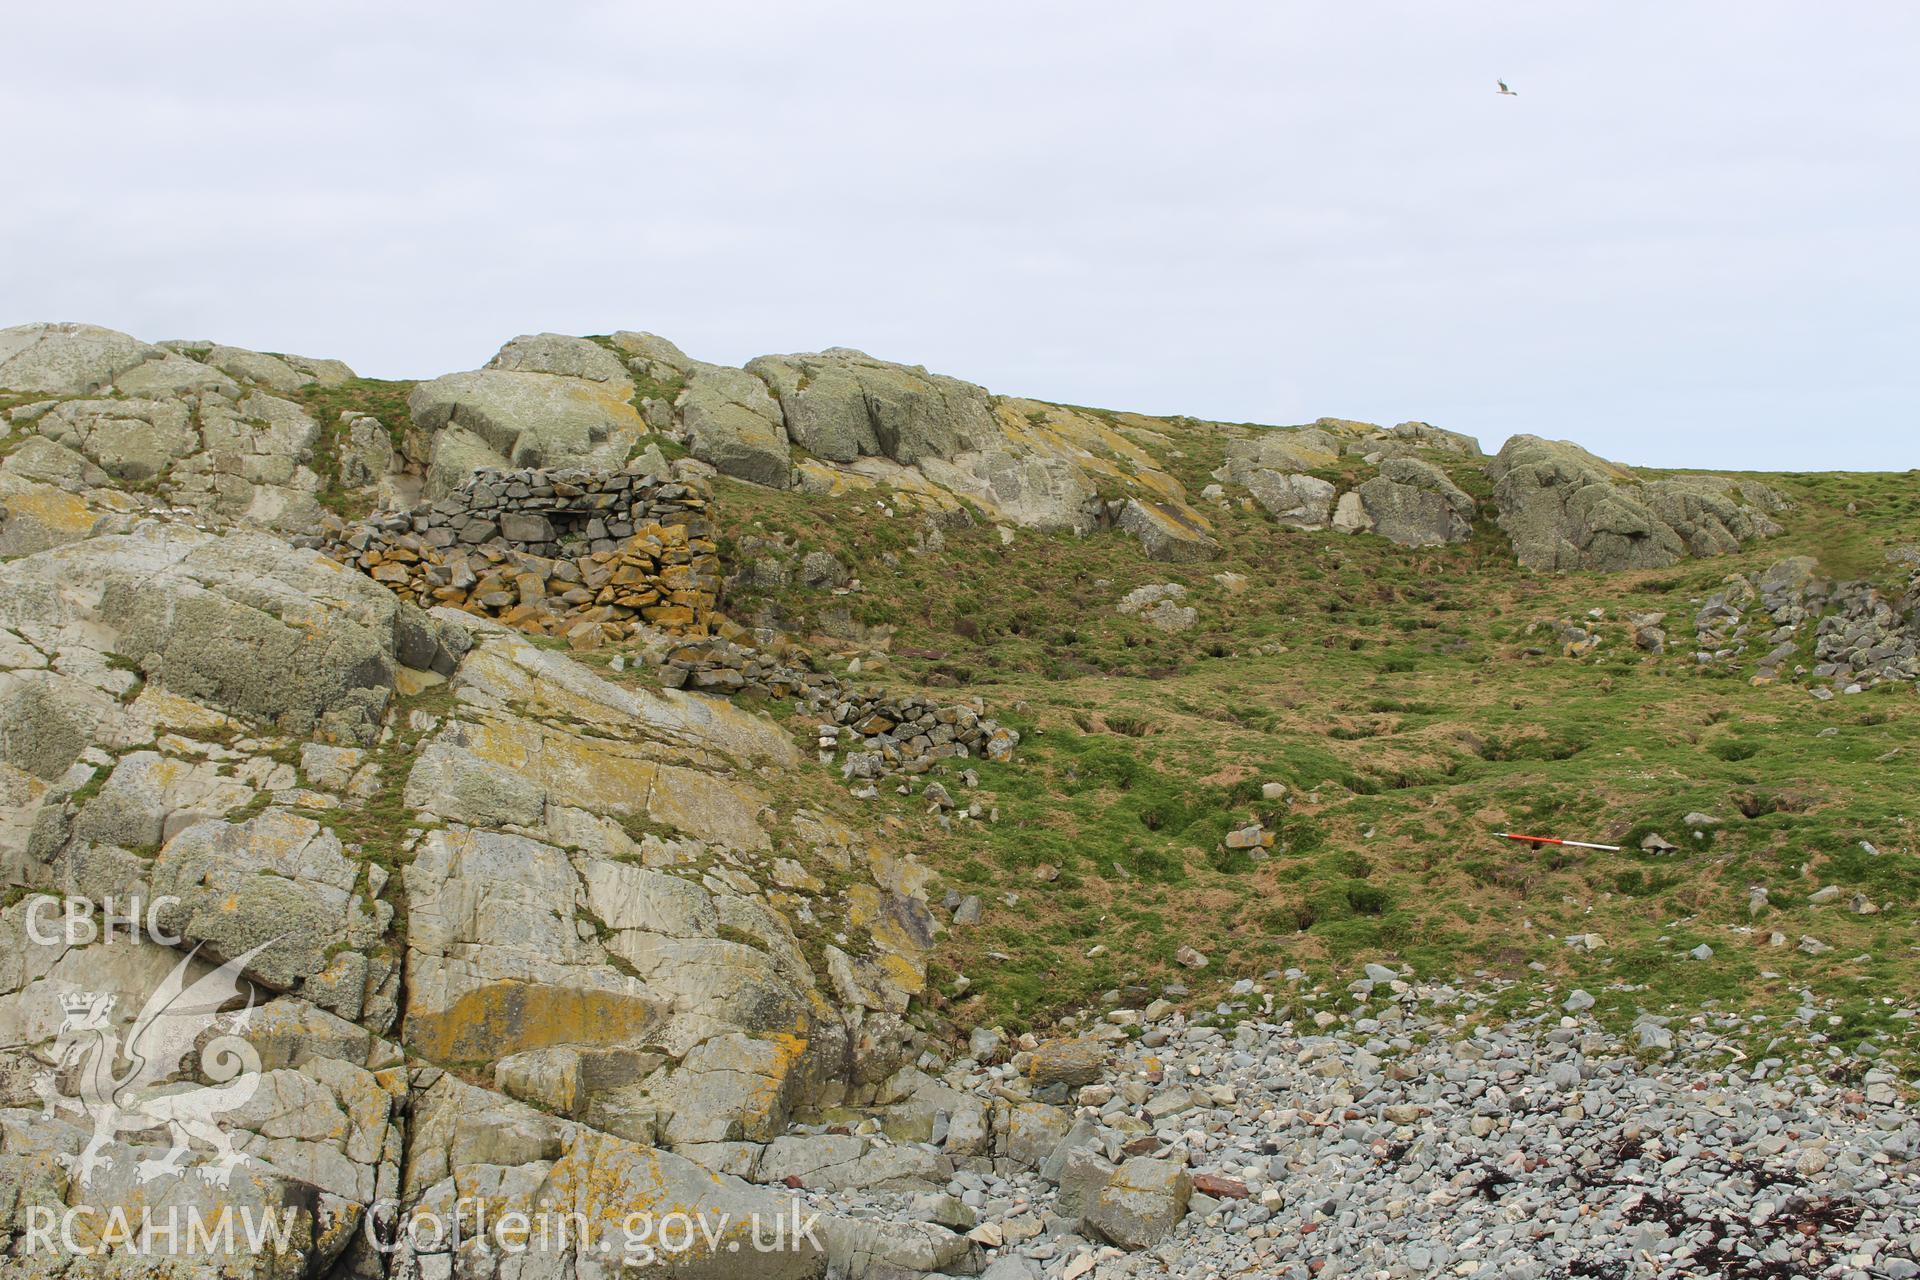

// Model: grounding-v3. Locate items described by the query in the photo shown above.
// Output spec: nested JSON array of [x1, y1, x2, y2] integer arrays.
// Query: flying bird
[[1497, 80, 1518, 96]]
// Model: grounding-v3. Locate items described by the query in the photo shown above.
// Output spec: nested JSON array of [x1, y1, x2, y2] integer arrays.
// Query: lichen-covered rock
[[0, 322, 165, 395], [0, 525, 441, 741], [388, 620, 928, 1156], [0, 448, 138, 558], [1116, 498, 1220, 563], [0, 904, 406, 1279], [1244, 470, 1336, 529], [394, 1075, 848, 1278], [746, 348, 997, 466], [1116, 583, 1198, 632], [1216, 428, 1342, 482], [611, 328, 697, 382], [1487, 435, 1784, 571], [1360, 420, 1483, 458], [202, 344, 316, 394], [1353, 456, 1476, 547], [409, 366, 646, 494], [336, 412, 395, 489], [678, 363, 794, 487], [152, 809, 397, 1024], [920, 447, 1097, 531], [1083, 1155, 1193, 1249], [31, 397, 200, 483], [1026, 1038, 1107, 1089], [486, 332, 635, 389]]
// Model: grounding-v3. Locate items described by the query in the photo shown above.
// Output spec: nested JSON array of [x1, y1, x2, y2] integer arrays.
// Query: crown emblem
[[59, 992, 114, 1020]]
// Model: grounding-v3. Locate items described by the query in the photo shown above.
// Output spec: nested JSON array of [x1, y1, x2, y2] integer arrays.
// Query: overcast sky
[[5, 3, 1915, 471]]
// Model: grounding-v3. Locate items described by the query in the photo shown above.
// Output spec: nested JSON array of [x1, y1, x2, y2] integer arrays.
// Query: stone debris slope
[[814, 972, 1918, 1280]]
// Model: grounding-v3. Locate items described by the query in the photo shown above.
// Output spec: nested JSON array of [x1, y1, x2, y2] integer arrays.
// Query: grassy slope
[[712, 413, 1920, 1073]]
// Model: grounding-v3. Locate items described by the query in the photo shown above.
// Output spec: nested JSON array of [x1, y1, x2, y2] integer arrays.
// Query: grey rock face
[[921, 448, 1098, 532], [0, 525, 436, 740], [153, 809, 396, 1022], [337, 411, 395, 488], [1244, 470, 1336, 529], [1354, 455, 1476, 546], [33, 397, 200, 483], [487, 331, 635, 388], [679, 362, 794, 487], [0, 321, 165, 394], [611, 328, 697, 382], [1372, 419, 1484, 457], [202, 344, 314, 393], [1116, 498, 1222, 563], [1487, 435, 1784, 571], [746, 347, 997, 466], [408, 365, 646, 495], [1216, 428, 1342, 482]]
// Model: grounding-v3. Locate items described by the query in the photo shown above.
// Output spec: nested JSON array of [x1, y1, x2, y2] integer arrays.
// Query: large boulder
[[678, 363, 794, 487], [201, 344, 314, 394], [611, 329, 697, 382], [0, 322, 164, 395], [0, 526, 444, 740], [1486, 436, 1783, 572], [486, 332, 635, 389], [113, 351, 242, 397], [745, 348, 997, 466], [409, 367, 646, 495], [1244, 470, 1336, 528], [1370, 420, 1483, 458], [1351, 456, 1476, 546], [919, 448, 1097, 531], [1082, 1156, 1193, 1250], [1116, 498, 1221, 563], [1216, 427, 1341, 483]]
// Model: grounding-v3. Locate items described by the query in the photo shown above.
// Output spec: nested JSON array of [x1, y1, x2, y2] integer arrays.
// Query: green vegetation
[[288, 377, 418, 517], [705, 427, 1919, 1063]]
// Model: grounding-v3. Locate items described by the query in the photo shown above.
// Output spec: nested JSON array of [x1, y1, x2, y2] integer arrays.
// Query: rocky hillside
[[1, 320, 1916, 1278]]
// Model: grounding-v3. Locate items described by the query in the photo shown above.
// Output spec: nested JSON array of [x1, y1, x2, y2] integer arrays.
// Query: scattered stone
[[1028, 1038, 1107, 1089]]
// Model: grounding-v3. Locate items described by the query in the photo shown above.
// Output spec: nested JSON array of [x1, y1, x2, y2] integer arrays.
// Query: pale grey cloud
[[4, 1, 1914, 469]]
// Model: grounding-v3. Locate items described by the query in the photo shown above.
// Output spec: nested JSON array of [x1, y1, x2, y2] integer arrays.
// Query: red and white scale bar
[[1494, 832, 1623, 852]]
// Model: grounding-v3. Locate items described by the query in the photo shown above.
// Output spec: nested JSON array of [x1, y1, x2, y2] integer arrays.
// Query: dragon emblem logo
[[34, 938, 279, 1188]]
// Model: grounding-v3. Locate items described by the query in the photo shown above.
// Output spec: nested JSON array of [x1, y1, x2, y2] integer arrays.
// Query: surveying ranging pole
[[1494, 832, 1623, 852]]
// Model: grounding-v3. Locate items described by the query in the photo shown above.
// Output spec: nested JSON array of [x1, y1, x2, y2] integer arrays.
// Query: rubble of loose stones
[[762, 968, 1917, 1280], [314, 463, 724, 644], [1695, 554, 1919, 695], [614, 629, 1023, 784]]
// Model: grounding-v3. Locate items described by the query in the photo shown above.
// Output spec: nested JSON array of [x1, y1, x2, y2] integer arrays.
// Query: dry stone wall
[[312, 463, 723, 645], [646, 631, 1022, 784], [317, 463, 1027, 779]]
